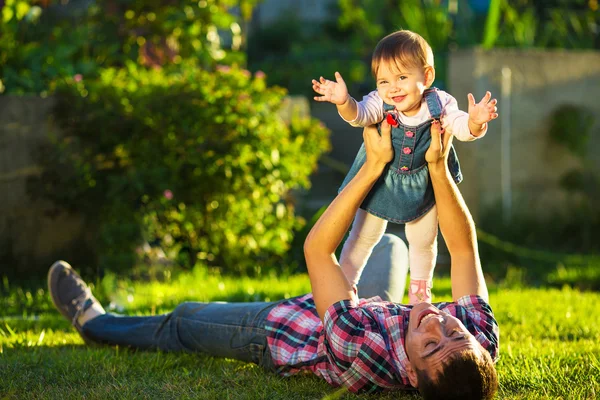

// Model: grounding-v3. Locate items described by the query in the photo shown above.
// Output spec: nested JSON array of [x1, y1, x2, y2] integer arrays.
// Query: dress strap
[[424, 88, 443, 119], [383, 102, 395, 112]]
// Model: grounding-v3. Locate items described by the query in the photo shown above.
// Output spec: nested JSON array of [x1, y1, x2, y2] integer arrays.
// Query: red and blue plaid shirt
[[265, 293, 499, 394]]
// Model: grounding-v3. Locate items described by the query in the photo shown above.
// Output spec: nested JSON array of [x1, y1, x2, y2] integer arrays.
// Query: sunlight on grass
[[1, 267, 599, 399], [101, 266, 313, 315]]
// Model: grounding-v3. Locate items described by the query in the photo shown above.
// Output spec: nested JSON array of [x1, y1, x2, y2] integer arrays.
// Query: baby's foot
[[408, 279, 432, 304]]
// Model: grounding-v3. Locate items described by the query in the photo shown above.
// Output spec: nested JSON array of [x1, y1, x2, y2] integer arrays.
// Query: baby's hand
[[312, 72, 349, 105], [467, 91, 498, 125]]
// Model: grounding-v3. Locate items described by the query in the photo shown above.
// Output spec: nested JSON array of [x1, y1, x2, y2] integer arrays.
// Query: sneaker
[[408, 279, 432, 304], [48, 260, 105, 344]]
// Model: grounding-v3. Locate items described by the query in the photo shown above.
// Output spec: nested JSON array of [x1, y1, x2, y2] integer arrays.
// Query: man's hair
[[415, 348, 498, 400], [371, 30, 434, 77]]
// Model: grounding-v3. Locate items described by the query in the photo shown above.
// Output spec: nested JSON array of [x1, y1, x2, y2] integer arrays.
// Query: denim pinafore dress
[[339, 88, 463, 223]]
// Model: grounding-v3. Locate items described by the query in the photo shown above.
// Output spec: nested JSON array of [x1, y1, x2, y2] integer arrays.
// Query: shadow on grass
[[0, 342, 423, 399]]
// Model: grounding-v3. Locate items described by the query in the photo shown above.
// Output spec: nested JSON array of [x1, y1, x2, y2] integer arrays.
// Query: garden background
[[1, 0, 599, 398]]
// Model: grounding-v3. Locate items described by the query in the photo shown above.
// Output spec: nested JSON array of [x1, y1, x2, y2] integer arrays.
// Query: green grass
[[1, 268, 599, 399]]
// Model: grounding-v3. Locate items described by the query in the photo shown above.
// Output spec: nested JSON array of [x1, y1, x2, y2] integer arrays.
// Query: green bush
[[0, 0, 260, 94], [35, 61, 330, 275]]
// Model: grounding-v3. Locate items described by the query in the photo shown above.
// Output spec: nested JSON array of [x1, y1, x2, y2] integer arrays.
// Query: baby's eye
[[378, 80, 388, 86], [426, 340, 436, 348], [398, 76, 407, 81]]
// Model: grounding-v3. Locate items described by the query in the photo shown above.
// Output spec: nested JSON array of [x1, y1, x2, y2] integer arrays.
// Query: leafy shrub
[[0, 0, 260, 94], [34, 61, 330, 275]]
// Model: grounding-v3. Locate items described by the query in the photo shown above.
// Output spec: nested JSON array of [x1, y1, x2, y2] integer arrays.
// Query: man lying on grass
[[48, 120, 498, 399]]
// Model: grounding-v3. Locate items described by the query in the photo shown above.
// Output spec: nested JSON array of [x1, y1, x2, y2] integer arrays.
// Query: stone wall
[[0, 96, 92, 277]]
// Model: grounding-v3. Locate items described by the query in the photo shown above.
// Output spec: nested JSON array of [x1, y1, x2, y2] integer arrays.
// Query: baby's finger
[[489, 98, 498, 106], [313, 96, 329, 102], [319, 76, 328, 84], [479, 91, 492, 104], [467, 93, 476, 107], [490, 113, 499, 119]]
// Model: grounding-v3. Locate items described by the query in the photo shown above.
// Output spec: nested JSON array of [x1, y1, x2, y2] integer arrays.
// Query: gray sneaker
[[48, 260, 104, 344]]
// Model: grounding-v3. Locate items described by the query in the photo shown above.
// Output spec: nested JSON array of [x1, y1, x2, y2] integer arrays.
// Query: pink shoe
[[409, 279, 432, 304]]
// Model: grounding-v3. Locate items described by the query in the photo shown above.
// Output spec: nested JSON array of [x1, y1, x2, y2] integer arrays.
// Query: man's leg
[[355, 233, 409, 303], [83, 301, 279, 369], [49, 261, 279, 370]]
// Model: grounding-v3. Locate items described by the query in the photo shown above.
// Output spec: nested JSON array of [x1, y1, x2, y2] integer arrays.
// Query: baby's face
[[375, 60, 429, 117]]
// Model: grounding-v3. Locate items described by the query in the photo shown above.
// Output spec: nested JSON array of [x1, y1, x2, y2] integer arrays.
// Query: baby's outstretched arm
[[312, 72, 358, 122]]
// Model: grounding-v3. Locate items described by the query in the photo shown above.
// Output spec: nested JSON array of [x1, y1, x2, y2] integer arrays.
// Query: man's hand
[[363, 120, 393, 173], [312, 72, 350, 105], [425, 119, 453, 167], [467, 91, 498, 137]]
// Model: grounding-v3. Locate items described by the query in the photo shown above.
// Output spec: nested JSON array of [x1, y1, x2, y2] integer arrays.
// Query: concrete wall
[[0, 96, 92, 277], [448, 48, 600, 221]]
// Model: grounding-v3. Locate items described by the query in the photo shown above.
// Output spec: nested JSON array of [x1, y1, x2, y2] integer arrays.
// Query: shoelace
[[71, 288, 92, 327]]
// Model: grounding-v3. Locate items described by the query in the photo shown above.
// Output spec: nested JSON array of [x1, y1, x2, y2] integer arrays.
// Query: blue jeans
[[82, 234, 409, 369]]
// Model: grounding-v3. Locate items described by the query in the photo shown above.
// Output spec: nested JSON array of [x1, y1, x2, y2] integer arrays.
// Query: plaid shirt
[[265, 293, 499, 394]]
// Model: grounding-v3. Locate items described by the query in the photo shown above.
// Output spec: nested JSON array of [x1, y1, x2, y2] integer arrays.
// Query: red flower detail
[[401, 166, 409, 171], [405, 131, 414, 138], [386, 113, 399, 127], [403, 147, 412, 155]]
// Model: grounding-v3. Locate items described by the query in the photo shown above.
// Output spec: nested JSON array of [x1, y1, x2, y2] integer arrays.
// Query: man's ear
[[405, 362, 419, 388], [424, 66, 435, 88]]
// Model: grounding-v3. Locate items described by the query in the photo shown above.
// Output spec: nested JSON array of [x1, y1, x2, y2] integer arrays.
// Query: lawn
[[0, 267, 598, 399]]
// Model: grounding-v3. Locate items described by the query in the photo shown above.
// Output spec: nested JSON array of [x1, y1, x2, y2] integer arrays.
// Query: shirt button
[[405, 131, 414, 138], [403, 147, 412, 155]]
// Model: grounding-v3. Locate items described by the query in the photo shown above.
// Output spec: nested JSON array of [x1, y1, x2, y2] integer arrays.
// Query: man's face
[[404, 302, 483, 386]]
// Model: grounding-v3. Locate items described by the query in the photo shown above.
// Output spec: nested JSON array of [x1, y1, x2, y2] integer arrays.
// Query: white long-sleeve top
[[341, 89, 486, 142]]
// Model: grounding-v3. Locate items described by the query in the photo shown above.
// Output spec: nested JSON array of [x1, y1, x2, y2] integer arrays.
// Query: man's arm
[[304, 122, 393, 320], [426, 121, 489, 302]]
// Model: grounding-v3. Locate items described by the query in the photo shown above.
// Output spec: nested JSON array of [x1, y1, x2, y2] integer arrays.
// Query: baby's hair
[[371, 30, 434, 77]]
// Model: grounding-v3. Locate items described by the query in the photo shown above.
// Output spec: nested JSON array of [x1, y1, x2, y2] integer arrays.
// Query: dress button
[[401, 166, 409, 171], [403, 147, 412, 155], [405, 131, 414, 138]]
